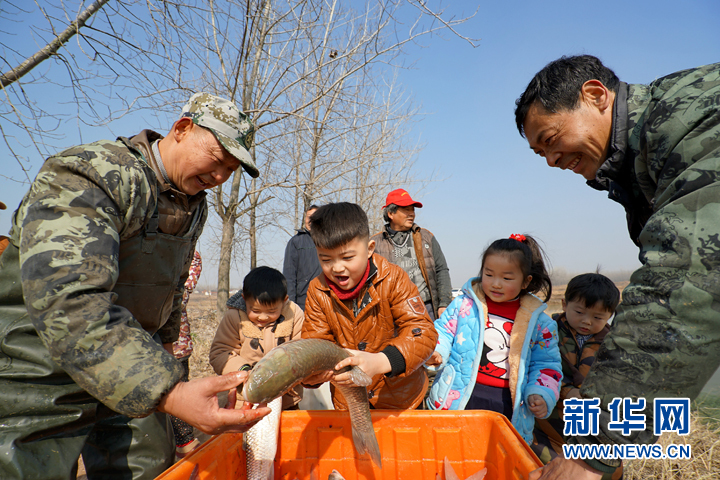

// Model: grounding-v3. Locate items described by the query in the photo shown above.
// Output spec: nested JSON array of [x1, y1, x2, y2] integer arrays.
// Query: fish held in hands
[[241, 338, 382, 468]]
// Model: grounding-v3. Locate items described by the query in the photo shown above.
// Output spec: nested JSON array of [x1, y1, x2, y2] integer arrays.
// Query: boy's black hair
[[309, 202, 369, 249], [242, 266, 287, 305], [479, 234, 552, 303], [564, 273, 620, 312]]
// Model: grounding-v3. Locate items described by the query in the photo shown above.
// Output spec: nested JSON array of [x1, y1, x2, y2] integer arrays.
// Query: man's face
[[168, 122, 241, 196], [523, 100, 612, 181], [304, 208, 317, 231], [316, 237, 375, 291], [563, 299, 613, 336], [387, 205, 415, 232]]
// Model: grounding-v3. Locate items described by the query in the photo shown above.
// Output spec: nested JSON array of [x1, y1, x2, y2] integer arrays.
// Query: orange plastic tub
[[157, 410, 542, 480]]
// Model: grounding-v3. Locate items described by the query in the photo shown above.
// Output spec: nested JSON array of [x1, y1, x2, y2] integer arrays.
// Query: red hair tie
[[509, 233, 526, 242]]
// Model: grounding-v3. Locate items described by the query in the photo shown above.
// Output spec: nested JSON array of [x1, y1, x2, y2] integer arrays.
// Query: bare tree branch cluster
[[0, 0, 479, 314]]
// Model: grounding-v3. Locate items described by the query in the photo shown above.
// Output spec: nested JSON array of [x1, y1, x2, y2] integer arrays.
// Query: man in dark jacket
[[516, 55, 720, 480], [371, 189, 452, 320], [283, 205, 322, 309]]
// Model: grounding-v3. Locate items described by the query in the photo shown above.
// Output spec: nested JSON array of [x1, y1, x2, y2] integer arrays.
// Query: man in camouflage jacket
[[0, 93, 269, 479], [516, 56, 720, 479]]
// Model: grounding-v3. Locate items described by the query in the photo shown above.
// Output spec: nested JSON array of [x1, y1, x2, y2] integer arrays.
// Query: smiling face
[[481, 253, 532, 303], [245, 296, 287, 328], [161, 118, 241, 196], [522, 81, 615, 181], [316, 237, 375, 291], [387, 205, 415, 232], [563, 299, 613, 336]]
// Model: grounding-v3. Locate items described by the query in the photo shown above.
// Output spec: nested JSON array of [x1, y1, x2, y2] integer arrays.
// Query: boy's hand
[[302, 369, 335, 387], [333, 350, 391, 386], [425, 351, 443, 366], [528, 394, 547, 418]]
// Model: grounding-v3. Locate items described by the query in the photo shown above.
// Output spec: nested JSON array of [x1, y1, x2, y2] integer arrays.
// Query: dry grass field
[[183, 283, 720, 479]]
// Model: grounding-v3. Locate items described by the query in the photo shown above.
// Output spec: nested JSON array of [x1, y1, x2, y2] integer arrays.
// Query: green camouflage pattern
[[2, 137, 185, 417], [575, 63, 720, 470], [181, 92, 258, 178]]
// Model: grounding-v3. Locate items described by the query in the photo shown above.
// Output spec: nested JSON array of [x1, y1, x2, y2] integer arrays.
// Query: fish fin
[[465, 467, 487, 480], [329, 469, 346, 480], [352, 422, 382, 468], [349, 366, 372, 387], [444, 456, 461, 480]]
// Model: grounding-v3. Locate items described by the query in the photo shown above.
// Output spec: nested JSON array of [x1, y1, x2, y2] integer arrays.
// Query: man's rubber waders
[[0, 203, 197, 479]]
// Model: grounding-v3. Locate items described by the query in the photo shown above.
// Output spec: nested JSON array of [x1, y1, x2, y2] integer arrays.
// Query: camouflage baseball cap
[[181, 92, 259, 178]]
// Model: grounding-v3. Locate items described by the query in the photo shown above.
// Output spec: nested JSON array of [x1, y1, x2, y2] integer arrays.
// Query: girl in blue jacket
[[426, 234, 562, 444]]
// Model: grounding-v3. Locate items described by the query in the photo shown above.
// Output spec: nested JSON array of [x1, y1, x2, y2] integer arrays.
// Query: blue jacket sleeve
[[523, 312, 562, 419]]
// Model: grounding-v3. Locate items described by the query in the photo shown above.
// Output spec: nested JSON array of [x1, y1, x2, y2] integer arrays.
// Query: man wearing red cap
[[371, 189, 452, 320]]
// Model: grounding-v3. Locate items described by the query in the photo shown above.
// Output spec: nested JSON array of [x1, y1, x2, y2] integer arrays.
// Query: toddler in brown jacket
[[210, 266, 304, 409], [301, 202, 438, 410]]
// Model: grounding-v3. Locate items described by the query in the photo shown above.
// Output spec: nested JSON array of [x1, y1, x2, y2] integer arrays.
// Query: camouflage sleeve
[[577, 66, 720, 472], [17, 143, 184, 417]]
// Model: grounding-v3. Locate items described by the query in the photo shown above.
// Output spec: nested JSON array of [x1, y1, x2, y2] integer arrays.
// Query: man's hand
[[157, 371, 270, 435], [425, 351, 443, 367], [333, 350, 391, 386], [438, 307, 446, 317], [528, 394, 548, 418], [529, 457, 603, 480], [566, 388, 582, 399]]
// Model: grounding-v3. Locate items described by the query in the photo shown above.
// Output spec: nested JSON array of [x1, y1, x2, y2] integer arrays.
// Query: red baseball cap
[[382, 189, 423, 209]]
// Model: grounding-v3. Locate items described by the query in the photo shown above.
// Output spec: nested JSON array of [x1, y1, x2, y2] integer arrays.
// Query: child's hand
[[425, 351, 443, 367], [332, 350, 391, 386], [302, 369, 335, 387], [528, 394, 547, 418]]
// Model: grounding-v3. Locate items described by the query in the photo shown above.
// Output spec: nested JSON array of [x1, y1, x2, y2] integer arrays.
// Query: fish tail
[[342, 385, 382, 468], [351, 420, 382, 468]]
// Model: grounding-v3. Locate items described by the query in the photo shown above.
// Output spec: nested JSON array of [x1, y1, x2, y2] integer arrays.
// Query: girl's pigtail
[[516, 234, 552, 303]]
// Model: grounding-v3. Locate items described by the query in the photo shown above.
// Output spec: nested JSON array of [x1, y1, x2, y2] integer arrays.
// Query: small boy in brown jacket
[[301, 202, 438, 410], [210, 266, 304, 409]]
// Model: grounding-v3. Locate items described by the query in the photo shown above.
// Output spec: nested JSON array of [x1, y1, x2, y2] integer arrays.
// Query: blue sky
[[2, 0, 720, 289]]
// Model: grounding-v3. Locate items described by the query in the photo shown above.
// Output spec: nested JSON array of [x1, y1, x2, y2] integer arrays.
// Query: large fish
[[241, 338, 382, 468], [244, 396, 282, 480]]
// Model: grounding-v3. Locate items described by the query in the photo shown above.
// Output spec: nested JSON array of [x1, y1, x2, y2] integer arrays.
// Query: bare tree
[[165, 0, 478, 312], [1, 0, 478, 317]]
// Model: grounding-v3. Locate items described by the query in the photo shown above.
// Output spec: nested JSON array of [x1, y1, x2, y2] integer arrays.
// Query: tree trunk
[[216, 209, 236, 317]]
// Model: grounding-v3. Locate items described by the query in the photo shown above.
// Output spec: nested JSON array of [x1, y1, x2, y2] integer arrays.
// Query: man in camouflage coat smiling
[[0, 93, 270, 479], [516, 55, 720, 480]]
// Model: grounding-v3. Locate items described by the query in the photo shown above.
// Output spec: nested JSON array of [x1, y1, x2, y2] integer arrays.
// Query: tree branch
[[0, 0, 111, 88]]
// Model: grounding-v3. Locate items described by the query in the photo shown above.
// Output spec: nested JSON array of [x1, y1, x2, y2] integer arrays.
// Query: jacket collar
[[587, 81, 630, 192], [383, 223, 420, 236], [125, 130, 206, 203]]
